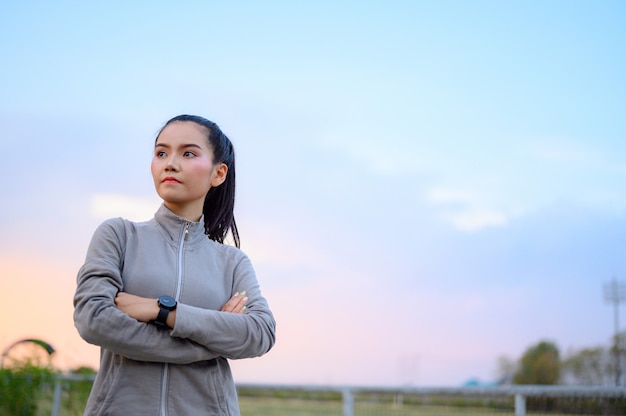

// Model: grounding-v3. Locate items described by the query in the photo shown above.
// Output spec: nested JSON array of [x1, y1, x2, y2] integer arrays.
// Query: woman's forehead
[[157, 122, 210, 146]]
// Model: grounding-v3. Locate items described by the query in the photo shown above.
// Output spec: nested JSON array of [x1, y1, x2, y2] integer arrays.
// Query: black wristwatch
[[155, 295, 177, 327]]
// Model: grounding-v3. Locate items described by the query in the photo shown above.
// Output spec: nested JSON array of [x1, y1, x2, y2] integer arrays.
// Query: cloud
[[317, 130, 427, 176], [91, 193, 161, 221], [427, 188, 476, 205], [442, 209, 508, 232], [526, 138, 597, 164], [426, 187, 510, 232]]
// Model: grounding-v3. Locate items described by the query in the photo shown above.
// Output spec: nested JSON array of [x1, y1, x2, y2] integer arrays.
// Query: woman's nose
[[165, 155, 179, 171]]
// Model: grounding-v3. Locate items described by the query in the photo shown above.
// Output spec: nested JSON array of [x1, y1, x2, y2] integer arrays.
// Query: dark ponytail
[[158, 114, 240, 248]]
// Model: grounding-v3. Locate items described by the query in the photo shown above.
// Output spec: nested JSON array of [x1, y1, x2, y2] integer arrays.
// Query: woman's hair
[[157, 114, 240, 248]]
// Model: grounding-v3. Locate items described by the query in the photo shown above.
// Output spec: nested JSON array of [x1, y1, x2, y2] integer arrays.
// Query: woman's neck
[[163, 202, 203, 222]]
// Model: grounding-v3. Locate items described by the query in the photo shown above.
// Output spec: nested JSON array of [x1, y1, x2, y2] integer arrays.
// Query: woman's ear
[[210, 163, 228, 187]]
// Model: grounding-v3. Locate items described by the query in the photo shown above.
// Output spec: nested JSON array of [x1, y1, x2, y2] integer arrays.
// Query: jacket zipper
[[160, 221, 190, 416], [175, 222, 189, 299]]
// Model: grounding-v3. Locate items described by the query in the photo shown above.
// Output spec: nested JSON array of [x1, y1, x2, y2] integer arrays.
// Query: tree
[[513, 340, 560, 384], [561, 347, 613, 386], [561, 331, 626, 386]]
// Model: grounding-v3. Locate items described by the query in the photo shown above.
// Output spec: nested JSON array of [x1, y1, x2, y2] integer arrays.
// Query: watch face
[[158, 296, 176, 309]]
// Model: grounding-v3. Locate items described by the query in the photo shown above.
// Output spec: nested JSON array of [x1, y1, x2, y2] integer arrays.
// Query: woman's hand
[[220, 291, 248, 314], [115, 292, 159, 323], [115, 290, 247, 326]]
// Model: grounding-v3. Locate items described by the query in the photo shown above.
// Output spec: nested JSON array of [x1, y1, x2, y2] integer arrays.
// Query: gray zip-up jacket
[[73, 204, 276, 415]]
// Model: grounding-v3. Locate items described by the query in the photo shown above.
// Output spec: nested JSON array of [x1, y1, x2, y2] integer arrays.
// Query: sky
[[1, 0, 626, 387]]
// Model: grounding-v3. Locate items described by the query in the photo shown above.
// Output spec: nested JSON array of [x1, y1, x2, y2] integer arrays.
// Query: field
[[3, 371, 622, 416], [239, 397, 511, 415], [28, 392, 626, 416], [238, 396, 612, 416]]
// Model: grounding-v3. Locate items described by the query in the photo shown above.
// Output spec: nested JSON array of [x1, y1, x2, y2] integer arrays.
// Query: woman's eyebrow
[[155, 143, 203, 149]]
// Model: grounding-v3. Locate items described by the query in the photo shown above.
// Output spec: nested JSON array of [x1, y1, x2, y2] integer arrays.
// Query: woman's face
[[151, 121, 226, 219]]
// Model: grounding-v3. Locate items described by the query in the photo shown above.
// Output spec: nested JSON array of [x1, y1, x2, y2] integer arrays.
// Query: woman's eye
[[183, 151, 196, 157], [156, 151, 166, 158]]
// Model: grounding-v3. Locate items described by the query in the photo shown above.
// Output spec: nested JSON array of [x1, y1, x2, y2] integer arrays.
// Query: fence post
[[514, 394, 526, 416], [51, 378, 62, 416], [342, 388, 354, 416]]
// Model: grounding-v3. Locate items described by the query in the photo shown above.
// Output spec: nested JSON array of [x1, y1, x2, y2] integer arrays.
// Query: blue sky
[[1, 1, 625, 386]]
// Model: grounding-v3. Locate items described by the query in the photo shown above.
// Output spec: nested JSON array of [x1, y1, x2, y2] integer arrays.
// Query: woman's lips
[[162, 177, 181, 183]]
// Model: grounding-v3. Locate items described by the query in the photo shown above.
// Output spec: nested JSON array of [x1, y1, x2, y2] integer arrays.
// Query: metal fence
[[236, 383, 626, 416], [51, 375, 626, 416]]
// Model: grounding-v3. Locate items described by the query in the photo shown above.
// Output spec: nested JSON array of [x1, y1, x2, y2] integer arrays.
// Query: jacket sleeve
[[170, 254, 276, 360], [73, 218, 219, 364]]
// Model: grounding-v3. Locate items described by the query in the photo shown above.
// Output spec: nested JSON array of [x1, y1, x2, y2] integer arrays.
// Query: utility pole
[[604, 277, 626, 386]]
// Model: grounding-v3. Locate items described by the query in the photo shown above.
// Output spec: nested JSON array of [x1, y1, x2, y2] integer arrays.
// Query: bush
[[0, 364, 55, 416], [61, 367, 96, 415]]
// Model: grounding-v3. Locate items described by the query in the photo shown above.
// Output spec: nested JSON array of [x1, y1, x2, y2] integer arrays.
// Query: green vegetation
[[1, 361, 623, 415], [239, 396, 516, 415], [59, 367, 97, 416], [497, 332, 626, 386], [0, 363, 54, 416], [239, 397, 343, 415], [514, 341, 561, 385], [0, 365, 95, 416]]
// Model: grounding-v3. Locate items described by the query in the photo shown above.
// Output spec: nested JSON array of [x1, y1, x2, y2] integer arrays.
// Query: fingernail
[[242, 306, 247, 311]]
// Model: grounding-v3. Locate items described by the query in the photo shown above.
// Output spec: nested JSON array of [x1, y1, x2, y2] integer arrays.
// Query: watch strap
[[155, 307, 170, 326]]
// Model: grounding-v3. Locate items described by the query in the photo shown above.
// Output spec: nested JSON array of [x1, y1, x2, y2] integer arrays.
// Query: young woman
[[73, 115, 276, 415]]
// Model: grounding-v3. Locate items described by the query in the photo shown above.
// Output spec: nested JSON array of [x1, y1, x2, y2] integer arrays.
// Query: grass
[[239, 397, 343, 415], [238, 396, 514, 416], [31, 382, 625, 416], [37, 393, 621, 416], [38, 391, 516, 416]]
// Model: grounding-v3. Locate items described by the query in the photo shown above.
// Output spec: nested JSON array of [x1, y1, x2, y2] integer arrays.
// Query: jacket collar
[[153, 204, 207, 246]]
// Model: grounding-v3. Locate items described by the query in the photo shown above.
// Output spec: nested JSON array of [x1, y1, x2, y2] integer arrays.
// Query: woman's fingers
[[220, 291, 248, 313]]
